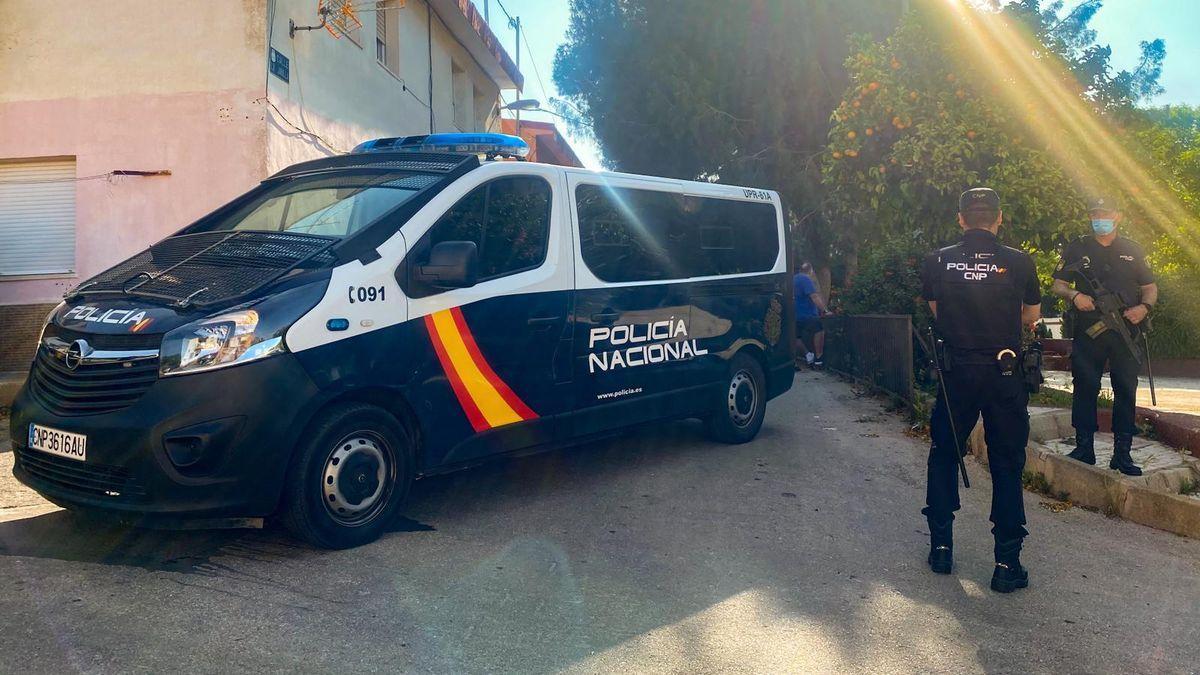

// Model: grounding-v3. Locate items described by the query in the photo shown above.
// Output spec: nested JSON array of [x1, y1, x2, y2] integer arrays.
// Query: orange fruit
[[832, 151, 843, 159], [846, 149, 859, 157], [909, 91, 919, 100], [967, 130, 976, 139], [847, 131, 857, 139], [946, 73, 956, 82], [852, 100, 861, 108], [865, 128, 874, 136]]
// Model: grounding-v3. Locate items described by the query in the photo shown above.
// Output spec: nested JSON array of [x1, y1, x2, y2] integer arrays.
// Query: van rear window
[[575, 184, 779, 283]]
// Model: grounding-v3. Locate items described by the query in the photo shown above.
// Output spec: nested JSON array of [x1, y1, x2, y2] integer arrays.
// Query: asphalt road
[[1, 372, 1199, 674]]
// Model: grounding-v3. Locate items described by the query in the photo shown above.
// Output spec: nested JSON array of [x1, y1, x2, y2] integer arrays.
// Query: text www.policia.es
[[596, 387, 643, 400]]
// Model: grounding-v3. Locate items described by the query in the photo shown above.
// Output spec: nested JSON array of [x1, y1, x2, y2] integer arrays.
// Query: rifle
[[1061, 260, 1158, 405], [915, 326, 971, 489]]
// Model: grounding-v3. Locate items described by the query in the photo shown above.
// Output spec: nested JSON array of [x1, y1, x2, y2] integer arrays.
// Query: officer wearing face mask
[[1051, 198, 1158, 476]]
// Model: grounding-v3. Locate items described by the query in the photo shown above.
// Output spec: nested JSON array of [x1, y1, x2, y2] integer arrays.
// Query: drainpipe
[[427, 0, 434, 132]]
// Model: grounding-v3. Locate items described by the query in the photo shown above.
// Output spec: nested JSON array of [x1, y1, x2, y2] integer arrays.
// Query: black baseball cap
[[959, 187, 1000, 213], [1088, 196, 1119, 213]]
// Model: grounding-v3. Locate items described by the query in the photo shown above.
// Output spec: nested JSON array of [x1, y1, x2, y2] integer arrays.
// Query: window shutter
[[376, 7, 387, 64], [0, 157, 76, 276]]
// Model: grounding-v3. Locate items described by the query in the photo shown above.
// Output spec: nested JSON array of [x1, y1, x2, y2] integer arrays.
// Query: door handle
[[527, 316, 561, 326], [591, 311, 620, 324]]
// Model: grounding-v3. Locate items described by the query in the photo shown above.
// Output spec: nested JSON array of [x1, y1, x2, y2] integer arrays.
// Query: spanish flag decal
[[424, 307, 538, 432]]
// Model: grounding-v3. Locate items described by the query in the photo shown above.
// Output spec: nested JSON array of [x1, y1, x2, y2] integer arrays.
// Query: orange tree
[[821, 12, 1085, 269]]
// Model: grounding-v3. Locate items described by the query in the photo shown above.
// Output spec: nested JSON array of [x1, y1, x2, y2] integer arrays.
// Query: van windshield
[[194, 172, 437, 238]]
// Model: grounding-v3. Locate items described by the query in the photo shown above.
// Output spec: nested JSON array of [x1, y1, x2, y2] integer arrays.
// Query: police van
[[11, 133, 794, 548]]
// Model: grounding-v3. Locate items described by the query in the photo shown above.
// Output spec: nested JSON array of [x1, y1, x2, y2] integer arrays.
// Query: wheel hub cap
[[323, 435, 387, 523], [727, 370, 758, 428]]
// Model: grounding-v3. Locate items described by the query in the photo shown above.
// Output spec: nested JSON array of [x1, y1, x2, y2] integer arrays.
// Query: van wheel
[[280, 402, 413, 549], [705, 353, 767, 444]]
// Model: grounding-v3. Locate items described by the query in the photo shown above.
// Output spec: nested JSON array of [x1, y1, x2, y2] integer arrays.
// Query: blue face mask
[[1091, 219, 1116, 235]]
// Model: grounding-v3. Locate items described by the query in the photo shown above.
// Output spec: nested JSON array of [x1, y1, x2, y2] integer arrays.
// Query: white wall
[[264, 0, 503, 171]]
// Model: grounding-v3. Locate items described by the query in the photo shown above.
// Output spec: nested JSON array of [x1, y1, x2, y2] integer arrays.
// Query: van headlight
[[159, 310, 285, 377], [157, 280, 327, 377]]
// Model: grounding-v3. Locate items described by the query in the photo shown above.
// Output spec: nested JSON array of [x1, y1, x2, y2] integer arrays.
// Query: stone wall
[[0, 303, 55, 373]]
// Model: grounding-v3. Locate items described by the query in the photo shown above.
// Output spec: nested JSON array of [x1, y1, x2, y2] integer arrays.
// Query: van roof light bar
[[352, 133, 530, 160]]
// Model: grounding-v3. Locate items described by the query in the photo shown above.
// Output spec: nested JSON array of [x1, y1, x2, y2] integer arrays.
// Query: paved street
[[1, 373, 1199, 673]]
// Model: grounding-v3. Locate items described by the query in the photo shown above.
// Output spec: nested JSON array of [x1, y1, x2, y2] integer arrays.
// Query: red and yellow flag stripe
[[424, 307, 538, 432]]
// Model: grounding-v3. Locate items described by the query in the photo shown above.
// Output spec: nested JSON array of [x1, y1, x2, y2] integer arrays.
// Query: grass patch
[[1029, 386, 1113, 409], [1030, 386, 1073, 408], [1022, 470, 1070, 502], [1180, 477, 1200, 496]]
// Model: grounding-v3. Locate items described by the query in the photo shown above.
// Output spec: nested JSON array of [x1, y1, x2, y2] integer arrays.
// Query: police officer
[[921, 188, 1042, 593], [1051, 198, 1157, 476]]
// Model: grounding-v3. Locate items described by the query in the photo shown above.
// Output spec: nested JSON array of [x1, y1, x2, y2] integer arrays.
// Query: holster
[[1020, 342, 1044, 393]]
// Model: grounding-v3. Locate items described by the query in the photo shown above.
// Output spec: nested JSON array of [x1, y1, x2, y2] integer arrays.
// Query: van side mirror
[[415, 241, 478, 289]]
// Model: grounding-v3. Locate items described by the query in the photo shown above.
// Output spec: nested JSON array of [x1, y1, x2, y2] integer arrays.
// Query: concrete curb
[[969, 408, 1200, 540]]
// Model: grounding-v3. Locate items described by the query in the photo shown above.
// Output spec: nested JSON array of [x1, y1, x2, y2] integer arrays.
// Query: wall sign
[[269, 48, 290, 83]]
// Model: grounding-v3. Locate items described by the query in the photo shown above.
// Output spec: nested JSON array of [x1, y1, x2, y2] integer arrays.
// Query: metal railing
[[822, 314, 915, 403]]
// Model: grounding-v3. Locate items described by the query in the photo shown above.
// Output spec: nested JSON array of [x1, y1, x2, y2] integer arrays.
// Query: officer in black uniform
[[921, 188, 1042, 593], [1051, 198, 1158, 476]]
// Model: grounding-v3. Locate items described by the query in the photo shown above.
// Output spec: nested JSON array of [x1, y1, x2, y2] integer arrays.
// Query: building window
[[451, 60, 471, 131], [375, 2, 399, 74], [0, 157, 76, 277]]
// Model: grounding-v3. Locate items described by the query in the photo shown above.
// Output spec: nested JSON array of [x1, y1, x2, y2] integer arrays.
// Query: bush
[[836, 232, 933, 334], [1147, 270, 1200, 359]]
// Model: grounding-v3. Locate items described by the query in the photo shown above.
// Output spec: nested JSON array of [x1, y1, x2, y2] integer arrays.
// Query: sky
[[485, 0, 1200, 170]]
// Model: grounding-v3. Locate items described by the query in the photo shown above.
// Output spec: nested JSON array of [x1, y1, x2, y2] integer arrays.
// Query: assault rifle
[[1061, 260, 1158, 406]]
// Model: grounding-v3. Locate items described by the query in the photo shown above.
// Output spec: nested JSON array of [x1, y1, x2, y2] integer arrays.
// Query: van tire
[[705, 353, 767, 444], [280, 402, 413, 549]]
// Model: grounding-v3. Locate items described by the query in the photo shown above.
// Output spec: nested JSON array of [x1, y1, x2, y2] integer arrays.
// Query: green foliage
[[553, 0, 902, 264], [1005, 0, 1166, 110], [1147, 269, 1200, 359], [835, 233, 931, 331], [821, 12, 1086, 257]]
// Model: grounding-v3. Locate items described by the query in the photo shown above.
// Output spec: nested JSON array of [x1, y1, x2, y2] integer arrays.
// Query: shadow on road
[[0, 418, 727, 573]]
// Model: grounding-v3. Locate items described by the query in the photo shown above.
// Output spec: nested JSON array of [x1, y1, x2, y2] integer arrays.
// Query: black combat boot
[[1066, 432, 1095, 465], [927, 519, 953, 575], [990, 537, 1029, 593], [1109, 433, 1143, 476]]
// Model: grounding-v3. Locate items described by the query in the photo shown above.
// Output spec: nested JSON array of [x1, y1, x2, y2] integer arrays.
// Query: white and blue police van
[[11, 133, 795, 548]]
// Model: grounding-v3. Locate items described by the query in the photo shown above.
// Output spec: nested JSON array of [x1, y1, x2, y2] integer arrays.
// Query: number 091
[[348, 285, 385, 304]]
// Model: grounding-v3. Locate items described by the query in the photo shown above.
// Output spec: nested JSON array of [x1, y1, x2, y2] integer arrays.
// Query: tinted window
[[575, 184, 779, 282], [423, 175, 552, 281], [195, 172, 434, 238]]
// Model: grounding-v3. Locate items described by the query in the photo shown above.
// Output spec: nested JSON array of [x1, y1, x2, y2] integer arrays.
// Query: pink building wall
[[0, 89, 267, 305]]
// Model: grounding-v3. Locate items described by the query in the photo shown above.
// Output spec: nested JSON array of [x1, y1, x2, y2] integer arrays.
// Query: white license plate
[[28, 423, 87, 462]]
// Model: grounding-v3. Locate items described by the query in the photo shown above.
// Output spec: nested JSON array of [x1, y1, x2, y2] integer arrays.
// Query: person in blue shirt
[[794, 262, 830, 367]]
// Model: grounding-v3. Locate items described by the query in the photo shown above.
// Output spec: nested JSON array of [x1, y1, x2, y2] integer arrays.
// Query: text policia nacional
[[588, 318, 708, 373]]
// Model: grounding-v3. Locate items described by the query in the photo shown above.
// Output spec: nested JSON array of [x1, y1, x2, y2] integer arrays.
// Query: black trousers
[[923, 363, 1029, 542], [1071, 328, 1140, 436]]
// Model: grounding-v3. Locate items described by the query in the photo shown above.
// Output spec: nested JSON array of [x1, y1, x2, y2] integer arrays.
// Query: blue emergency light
[[351, 133, 530, 159]]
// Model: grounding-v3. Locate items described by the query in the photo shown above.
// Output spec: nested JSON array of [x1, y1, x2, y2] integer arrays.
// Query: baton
[[926, 327, 971, 489], [1143, 332, 1158, 407]]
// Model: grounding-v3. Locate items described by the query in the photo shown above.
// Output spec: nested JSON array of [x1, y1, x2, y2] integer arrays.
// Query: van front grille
[[28, 347, 159, 416], [15, 446, 146, 500]]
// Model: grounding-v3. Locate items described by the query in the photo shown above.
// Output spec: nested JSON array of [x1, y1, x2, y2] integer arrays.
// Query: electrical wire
[[518, 18, 550, 102], [0, 171, 169, 185], [261, 97, 345, 153]]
